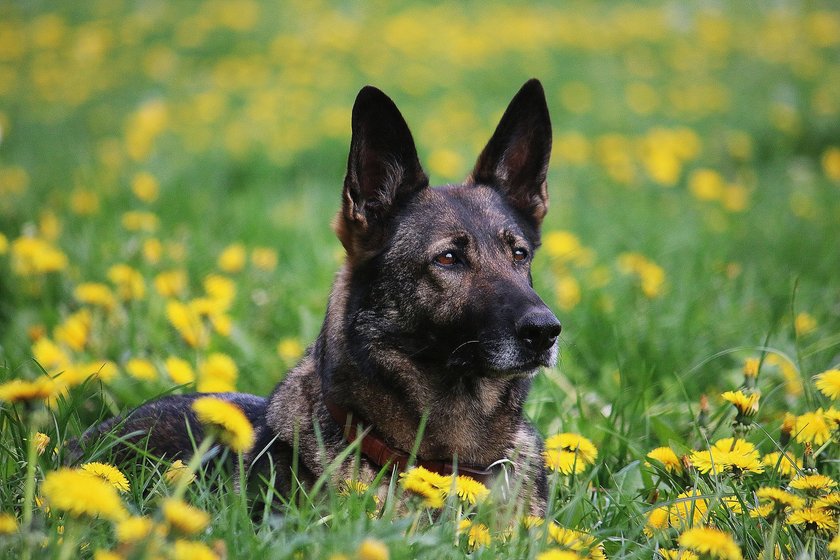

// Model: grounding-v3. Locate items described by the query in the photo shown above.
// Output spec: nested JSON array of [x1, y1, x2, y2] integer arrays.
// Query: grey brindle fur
[[76, 79, 561, 515]]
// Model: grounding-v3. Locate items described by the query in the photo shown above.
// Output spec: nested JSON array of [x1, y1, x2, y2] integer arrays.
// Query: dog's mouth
[[445, 337, 557, 378]]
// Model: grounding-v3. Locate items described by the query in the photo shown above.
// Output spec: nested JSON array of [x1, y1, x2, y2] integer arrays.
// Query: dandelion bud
[[743, 357, 760, 390], [780, 412, 796, 447], [33, 432, 50, 456], [698, 394, 709, 430], [803, 442, 815, 471], [722, 390, 760, 419]]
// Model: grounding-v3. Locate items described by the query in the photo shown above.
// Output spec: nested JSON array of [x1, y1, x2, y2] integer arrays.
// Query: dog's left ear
[[467, 79, 552, 227]]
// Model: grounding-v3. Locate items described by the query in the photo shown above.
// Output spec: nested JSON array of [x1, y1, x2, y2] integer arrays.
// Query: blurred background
[[0, 1, 839, 434]]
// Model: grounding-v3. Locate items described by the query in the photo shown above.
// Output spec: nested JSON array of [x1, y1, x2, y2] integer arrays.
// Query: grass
[[1, 1, 840, 558]]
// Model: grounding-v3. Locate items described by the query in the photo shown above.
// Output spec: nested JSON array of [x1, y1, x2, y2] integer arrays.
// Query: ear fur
[[467, 79, 553, 226], [337, 86, 428, 256]]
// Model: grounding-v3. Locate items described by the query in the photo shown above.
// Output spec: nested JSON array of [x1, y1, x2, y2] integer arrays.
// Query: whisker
[[449, 339, 480, 358]]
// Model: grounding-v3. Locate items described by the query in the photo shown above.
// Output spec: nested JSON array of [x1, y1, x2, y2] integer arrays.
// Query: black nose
[[516, 308, 561, 352]]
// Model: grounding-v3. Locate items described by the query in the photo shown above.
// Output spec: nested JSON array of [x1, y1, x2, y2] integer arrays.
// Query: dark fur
[[76, 80, 561, 514]]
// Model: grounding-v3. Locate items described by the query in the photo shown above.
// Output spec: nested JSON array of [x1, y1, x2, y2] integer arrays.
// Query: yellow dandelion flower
[[115, 516, 154, 543], [720, 390, 759, 417], [33, 432, 50, 455], [829, 533, 840, 553], [815, 492, 840, 511], [143, 237, 163, 264], [203, 274, 236, 309], [196, 353, 238, 393], [121, 210, 160, 233], [277, 337, 304, 363], [400, 465, 452, 490], [749, 503, 774, 519], [555, 275, 581, 311], [761, 451, 802, 477], [790, 473, 838, 495], [107, 264, 146, 301], [154, 269, 188, 298], [688, 169, 724, 201], [522, 515, 545, 529], [70, 189, 100, 215], [795, 409, 833, 445], [544, 433, 597, 474], [54, 309, 92, 352], [742, 358, 760, 379], [678, 527, 742, 560], [465, 520, 492, 549], [543, 230, 584, 262], [339, 479, 370, 497], [537, 550, 585, 560], [251, 247, 278, 271], [217, 243, 246, 273], [131, 171, 160, 203], [544, 449, 583, 475], [795, 312, 817, 337], [644, 506, 670, 537], [453, 475, 489, 505], [823, 147, 840, 181], [781, 412, 797, 442], [41, 468, 127, 521], [32, 337, 71, 371], [73, 282, 117, 311], [165, 356, 196, 385], [161, 498, 210, 535], [171, 539, 219, 560], [722, 496, 743, 514], [787, 507, 837, 532], [815, 369, 840, 400], [0, 376, 57, 404], [766, 355, 802, 396], [93, 551, 122, 560], [646, 447, 683, 473], [399, 474, 445, 508], [356, 537, 389, 560], [0, 512, 17, 535], [125, 357, 158, 381], [547, 524, 604, 558], [690, 438, 763, 475], [191, 396, 255, 453], [756, 487, 805, 511], [659, 550, 699, 560], [458, 519, 492, 550], [670, 490, 709, 529], [10, 236, 68, 275], [81, 462, 130, 493], [166, 300, 208, 349], [164, 459, 195, 487]]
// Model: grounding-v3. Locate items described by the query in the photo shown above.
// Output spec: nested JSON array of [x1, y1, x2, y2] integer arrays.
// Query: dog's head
[[335, 80, 560, 379]]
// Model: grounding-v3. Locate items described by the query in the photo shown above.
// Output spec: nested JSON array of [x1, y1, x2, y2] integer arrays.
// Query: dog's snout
[[516, 308, 561, 352]]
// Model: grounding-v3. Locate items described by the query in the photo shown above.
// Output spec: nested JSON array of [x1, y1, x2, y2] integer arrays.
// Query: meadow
[[1, 1, 840, 558]]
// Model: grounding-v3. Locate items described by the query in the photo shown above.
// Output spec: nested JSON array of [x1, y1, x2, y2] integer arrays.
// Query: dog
[[76, 79, 561, 515]]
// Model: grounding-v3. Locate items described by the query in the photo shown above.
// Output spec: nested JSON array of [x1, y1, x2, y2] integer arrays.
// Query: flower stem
[[764, 517, 778, 560], [21, 422, 39, 560], [172, 434, 215, 501], [57, 519, 78, 560]]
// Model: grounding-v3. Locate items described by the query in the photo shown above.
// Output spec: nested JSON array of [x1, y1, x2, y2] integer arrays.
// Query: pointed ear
[[467, 79, 552, 226], [337, 86, 428, 255]]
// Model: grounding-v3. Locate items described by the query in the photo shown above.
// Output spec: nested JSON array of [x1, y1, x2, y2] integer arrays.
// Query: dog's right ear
[[337, 86, 429, 256]]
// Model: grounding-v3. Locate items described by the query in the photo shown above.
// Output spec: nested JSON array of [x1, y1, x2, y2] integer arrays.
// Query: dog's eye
[[513, 248, 529, 262], [434, 251, 458, 267]]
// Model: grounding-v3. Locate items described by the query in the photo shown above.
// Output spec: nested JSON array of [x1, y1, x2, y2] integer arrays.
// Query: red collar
[[324, 399, 499, 485]]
